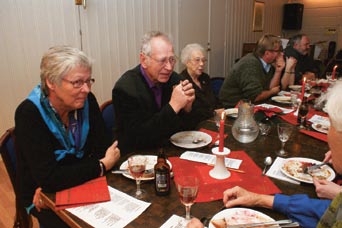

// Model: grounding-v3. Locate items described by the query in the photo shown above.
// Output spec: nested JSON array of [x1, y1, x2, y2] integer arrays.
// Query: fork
[[303, 162, 327, 174]]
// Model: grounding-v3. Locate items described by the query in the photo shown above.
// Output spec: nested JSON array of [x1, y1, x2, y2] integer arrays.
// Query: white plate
[[119, 155, 172, 181], [170, 131, 212, 149], [209, 208, 274, 228], [280, 157, 335, 184], [289, 85, 302, 91], [312, 123, 329, 134], [225, 108, 238, 118], [271, 96, 292, 104]]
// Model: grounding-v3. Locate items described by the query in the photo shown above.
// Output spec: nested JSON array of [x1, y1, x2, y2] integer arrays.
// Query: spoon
[[262, 156, 273, 175], [192, 138, 203, 144]]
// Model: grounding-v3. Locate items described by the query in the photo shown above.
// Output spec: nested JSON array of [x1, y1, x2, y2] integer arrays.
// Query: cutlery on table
[[262, 156, 273, 175], [112, 168, 154, 175], [227, 219, 293, 228], [303, 162, 328, 174]]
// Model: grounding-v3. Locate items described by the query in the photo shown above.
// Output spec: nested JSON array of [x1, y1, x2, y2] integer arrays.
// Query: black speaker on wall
[[282, 3, 304, 30]]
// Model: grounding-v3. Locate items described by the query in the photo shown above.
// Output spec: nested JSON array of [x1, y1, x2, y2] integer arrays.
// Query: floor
[[0, 159, 39, 228]]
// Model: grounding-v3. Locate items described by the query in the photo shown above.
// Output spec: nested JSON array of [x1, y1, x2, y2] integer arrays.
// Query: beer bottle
[[154, 149, 171, 196]]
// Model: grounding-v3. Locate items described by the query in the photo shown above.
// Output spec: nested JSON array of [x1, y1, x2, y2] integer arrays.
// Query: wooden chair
[[0, 128, 33, 228], [241, 43, 257, 57], [100, 100, 115, 140]]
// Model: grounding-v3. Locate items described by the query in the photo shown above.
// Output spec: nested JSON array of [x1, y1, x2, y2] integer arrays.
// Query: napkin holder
[[210, 147, 231, 179]]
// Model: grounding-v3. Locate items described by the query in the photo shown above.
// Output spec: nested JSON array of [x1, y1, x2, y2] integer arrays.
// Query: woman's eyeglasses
[[62, 78, 95, 88]]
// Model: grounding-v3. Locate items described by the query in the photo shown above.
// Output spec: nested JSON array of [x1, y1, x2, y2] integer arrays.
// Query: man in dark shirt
[[112, 31, 195, 154], [282, 34, 319, 88]]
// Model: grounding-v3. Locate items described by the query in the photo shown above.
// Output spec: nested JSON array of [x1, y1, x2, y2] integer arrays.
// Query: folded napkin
[[254, 106, 283, 117], [280, 108, 328, 126], [300, 129, 328, 142], [55, 176, 110, 210], [199, 128, 227, 146], [169, 151, 281, 203]]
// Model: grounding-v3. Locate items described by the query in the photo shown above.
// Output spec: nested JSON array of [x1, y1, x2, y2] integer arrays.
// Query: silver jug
[[232, 99, 259, 143]]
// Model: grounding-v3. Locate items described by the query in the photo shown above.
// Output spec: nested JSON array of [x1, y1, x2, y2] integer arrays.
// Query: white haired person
[[179, 43, 223, 126], [15, 46, 120, 227], [188, 81, 342, 228]]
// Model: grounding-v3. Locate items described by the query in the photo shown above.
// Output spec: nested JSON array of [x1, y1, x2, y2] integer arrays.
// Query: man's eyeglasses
[[62, 78, 95, 88], [149, 55, 177, 67], [191, 57, 207, 64]]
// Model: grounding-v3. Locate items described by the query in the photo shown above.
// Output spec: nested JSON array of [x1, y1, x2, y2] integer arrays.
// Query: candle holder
[[210, 147, 231, 179]]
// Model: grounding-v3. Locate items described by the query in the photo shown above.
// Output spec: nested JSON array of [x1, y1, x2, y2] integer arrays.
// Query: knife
[[227, 219, 292, 228]]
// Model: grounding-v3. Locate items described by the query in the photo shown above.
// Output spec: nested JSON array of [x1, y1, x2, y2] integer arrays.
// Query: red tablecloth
[[300, 129, 328, 142], [169, 151, 281, 203]]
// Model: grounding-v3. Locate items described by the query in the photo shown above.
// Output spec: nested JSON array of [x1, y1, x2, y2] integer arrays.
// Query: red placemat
[[55, 176, 110, 210], [199, 128, 227, 146], [169, 151, 281, 203], [300, 129, 328, 142]]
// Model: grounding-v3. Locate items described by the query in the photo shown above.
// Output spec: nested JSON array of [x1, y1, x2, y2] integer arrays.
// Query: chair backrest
[[100, 100, 115, 140], [210, 77, 224, 97], [0, 128, 33, 228]]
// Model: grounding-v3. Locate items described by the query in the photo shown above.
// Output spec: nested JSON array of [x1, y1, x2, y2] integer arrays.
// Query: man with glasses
[[112, 31, 195, 154], [282, 34, 320, 88], [219, 34, 284, 108]]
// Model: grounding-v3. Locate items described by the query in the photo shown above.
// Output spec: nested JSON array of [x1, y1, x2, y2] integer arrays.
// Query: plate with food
[[225, 108, 238, 118], [119, 155, 172, 181], [271, 96, 292, 104], [170, 131, 212, 149], [312, 123, 329, 134], [209, 208, 275, 228], [280, 157, 335, 184], [289, 85, 302, 91]]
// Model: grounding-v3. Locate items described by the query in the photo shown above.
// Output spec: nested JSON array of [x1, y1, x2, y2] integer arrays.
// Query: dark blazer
[[112, 65, 193, 155]]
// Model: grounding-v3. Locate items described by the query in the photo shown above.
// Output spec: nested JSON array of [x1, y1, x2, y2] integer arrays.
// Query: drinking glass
[[176, 176, 199, 220], [298, 101, 309, 129], [128, 155, 147, 199], [290, 92, 299, 110], [277, 123, 293, 157]]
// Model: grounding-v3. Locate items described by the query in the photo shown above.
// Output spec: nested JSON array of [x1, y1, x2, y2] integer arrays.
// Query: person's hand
[[186, 217, 204, 228], [223, 186, 274, 209], [181, 80, 195, 113], [270, 86, 280, 95], [323, 150, 332, 163], [285, 57, 297, 72], [33, 187, 48, 212], [274, 53, 285, 72], [313, 178, 341, 199], [170, 80, 195, 113], [100, 140, 120, 171]]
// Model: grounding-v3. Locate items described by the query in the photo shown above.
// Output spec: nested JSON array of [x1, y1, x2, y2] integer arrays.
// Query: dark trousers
[[31, 208, 69, 228]]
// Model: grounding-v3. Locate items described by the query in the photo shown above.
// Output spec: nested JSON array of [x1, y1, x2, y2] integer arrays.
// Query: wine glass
[[277, 123, 293, 157], [128, 155, 147, 199], [298, 101, 309, 129], [176, 176, 199, 221]]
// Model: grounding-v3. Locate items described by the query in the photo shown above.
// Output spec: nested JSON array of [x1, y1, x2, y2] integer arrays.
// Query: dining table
[[40, 99, 331, 228]]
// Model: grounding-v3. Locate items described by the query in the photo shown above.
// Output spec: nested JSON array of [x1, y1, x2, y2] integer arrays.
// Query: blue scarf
[[27, 85, 89, 161]]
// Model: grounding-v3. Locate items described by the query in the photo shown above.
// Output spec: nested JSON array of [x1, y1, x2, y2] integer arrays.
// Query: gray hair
[[288, 34, 306, 47], [140, 31, 173, 56], [325, 81, 342, 132], [40, 45, 92, 95], [254, 34, 282, 57], [180, 43, 205, 65]]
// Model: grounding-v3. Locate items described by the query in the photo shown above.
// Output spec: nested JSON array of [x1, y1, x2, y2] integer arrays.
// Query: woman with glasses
[[179, 43, 223, 126], [15, 45, 120, 227]]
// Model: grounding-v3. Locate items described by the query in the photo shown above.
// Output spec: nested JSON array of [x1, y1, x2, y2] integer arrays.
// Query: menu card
[[180, 151, 242, 169], [160, 214, 188, 228], [266, 157, 300, 185], [308, 114, 330, 126], [55, 176, 110, 210], [67, 186, 151, 228]]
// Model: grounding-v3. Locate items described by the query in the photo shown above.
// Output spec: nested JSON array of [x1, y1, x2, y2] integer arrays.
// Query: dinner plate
[[312, 123, 329, 134], [225, 108, 238, 118], [289, 85, 302, 91], [280, 157, 335, 184], [170, 131, 212, 149], [119, 155, 172, 181], [208, 208, 274, 228], [271, 96, 292, 104]]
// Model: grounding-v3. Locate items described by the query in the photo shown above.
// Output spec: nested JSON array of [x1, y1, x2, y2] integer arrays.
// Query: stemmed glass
[[128, 155, 147, 199], [176, 176, 199, 221], [298, 101, 309, 129], [277, 123, 293, 157]]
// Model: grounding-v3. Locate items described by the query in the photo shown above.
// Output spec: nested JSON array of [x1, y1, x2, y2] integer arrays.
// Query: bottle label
[[156, 173, 170, 192]]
